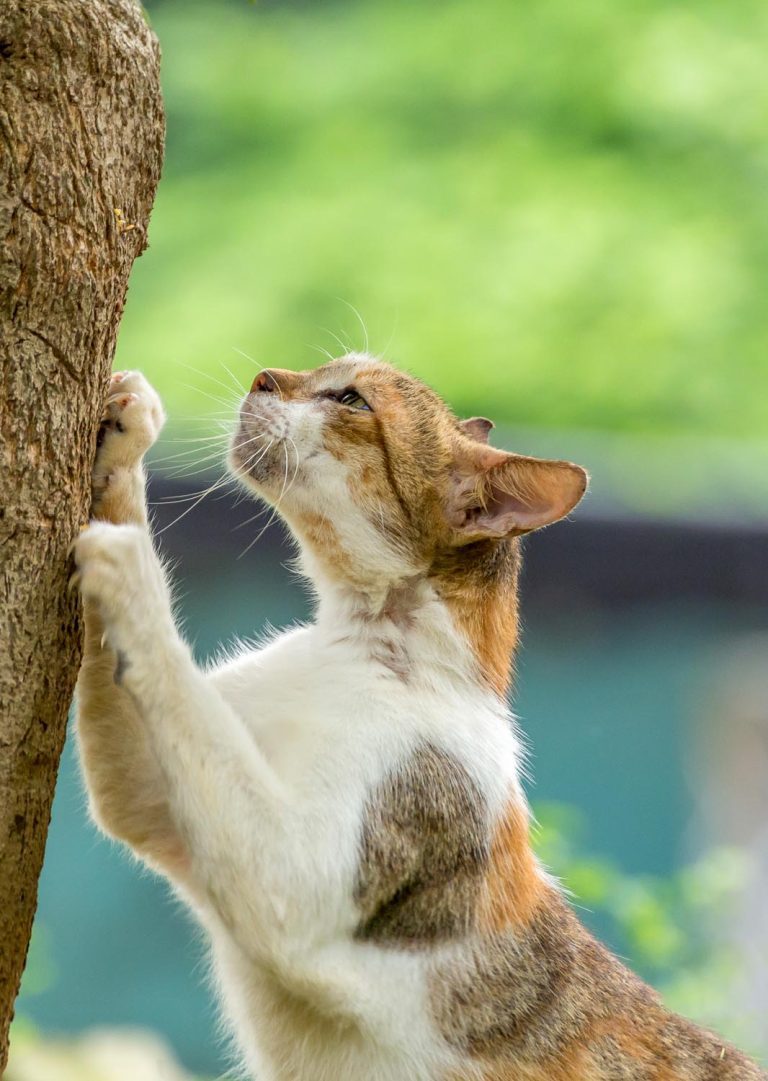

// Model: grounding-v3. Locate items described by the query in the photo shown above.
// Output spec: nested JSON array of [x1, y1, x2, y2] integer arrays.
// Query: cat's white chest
[[210, 625, 437, 780]]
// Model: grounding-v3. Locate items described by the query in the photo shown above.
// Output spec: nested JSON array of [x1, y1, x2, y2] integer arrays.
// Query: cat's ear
[[449, 444, 588, 539], [459, 417, 494, 444]]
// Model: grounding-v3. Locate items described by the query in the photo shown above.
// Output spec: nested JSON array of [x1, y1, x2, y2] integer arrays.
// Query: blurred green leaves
[[124, 0, 768, 443], [534, 803, 765, 1058]]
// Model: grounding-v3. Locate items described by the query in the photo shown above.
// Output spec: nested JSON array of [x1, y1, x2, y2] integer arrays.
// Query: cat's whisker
[[321, 327, 352, 357], [308, 343, 336, 362], [231, 436, 296, 533], [159, 433, 234, 445], [237, 445, 287, 559], [171, 430, 276, 482], [223, 438, 277, 513], [230, 442, 280, 528], [149, 437, 232, 467], [175, 360, 246, 401], [232, 503, 270, 532], [231, 487, 252, 510], [381, 309, 399, 360], [163, 431, 269, 477], [337, 299, 370, 354], [183, 411, 240, 421], [243, 438, 277, 479], [232, 345, 258, 368], [150, 488, 227, 506], [233, 503, 270, 531], [154, 471, 236, 534], [238, 438, 300, 559], [238, 512, 277, 559], [166, 457, 230, 481], [179, 381, 241, 412], [283, 436, 301, 498], [150, 447, 226, 469], [150, 473, 238, 505], [218, 358, 247, 396], [151, 417, 273, 480]]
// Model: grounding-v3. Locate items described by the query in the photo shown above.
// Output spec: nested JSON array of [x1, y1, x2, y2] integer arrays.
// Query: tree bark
[[0, 1, 164, 1069]]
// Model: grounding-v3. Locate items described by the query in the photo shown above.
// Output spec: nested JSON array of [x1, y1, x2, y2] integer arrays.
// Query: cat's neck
[[311, 538, 521, 698], [429, 537, 522, 697]]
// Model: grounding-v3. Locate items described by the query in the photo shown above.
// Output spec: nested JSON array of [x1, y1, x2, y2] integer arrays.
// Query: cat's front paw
[[72, 522, 170, 653], [97, 370, 165, 466], [93, 371, 165, 522]]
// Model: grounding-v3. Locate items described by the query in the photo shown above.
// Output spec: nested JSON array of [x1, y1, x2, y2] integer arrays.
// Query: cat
[[73, 359, 766, 1081]]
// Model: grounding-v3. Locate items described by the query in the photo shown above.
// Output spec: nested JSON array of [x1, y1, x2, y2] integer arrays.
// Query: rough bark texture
[[0, 1, 164, 1069]]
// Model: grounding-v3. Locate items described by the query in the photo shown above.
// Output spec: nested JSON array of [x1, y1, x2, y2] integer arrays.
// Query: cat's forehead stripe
[[310, 362, 361, 392], [307, 355, 387, 394]]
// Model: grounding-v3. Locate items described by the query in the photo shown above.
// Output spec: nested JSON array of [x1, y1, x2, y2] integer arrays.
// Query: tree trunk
[[0, 1, 164, 1069]]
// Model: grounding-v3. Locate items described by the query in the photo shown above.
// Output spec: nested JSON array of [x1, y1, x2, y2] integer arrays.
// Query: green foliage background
[[124, 0, 768, 443], [535, 805, 766, 1059]]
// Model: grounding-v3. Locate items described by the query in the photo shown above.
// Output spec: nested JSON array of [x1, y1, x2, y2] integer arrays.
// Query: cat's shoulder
[[208, 622, 311, 673]]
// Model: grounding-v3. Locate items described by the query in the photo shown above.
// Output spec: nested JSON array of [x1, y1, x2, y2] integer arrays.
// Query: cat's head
[[230, 354, 587, 597]]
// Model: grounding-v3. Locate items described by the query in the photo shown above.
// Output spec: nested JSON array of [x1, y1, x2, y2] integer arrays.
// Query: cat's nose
[[251, 370, 279, 394], [251, 368, 297, 396]]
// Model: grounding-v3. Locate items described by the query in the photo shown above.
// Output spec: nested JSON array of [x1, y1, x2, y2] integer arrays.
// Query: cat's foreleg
[[73, 522, 293, 950], [75, 373, 187, 876]]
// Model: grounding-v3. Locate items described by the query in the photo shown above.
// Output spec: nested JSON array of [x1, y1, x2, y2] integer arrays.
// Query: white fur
[[74, 367, 533, 1081]]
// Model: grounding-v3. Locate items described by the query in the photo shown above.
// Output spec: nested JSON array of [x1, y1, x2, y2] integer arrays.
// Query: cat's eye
[[339, 389, 371, 411]]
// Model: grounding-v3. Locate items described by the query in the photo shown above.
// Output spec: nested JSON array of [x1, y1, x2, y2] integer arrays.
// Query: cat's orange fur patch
[[479, 801, 544, 931], [477, 1047, 598, 1081], [293, 510, 357, 585], [436, 559, 520, 697]]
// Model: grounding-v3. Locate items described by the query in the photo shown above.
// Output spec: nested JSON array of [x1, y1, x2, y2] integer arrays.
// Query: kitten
[[74, 359, 766, 1081]]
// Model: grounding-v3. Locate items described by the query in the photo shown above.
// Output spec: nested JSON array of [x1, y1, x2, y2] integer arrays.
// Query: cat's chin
[[228, 442, 265, 487], [228, 445, 287, 509]]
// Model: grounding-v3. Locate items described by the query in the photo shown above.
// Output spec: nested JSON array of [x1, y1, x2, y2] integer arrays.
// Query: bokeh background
[[10, 0, 768, 1076]]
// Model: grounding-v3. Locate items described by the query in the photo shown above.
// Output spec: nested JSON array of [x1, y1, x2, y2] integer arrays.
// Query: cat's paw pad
[[95, 371, 165, 472]]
